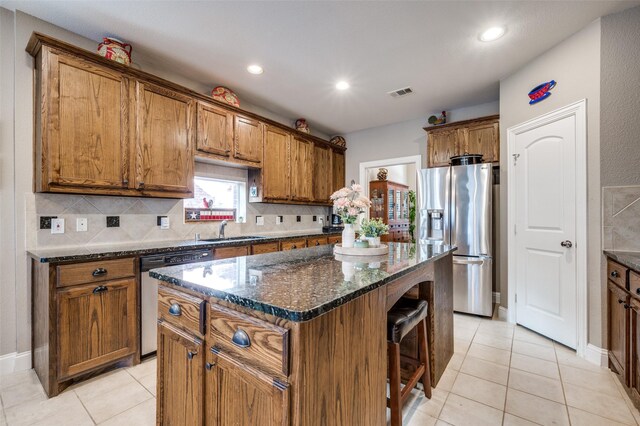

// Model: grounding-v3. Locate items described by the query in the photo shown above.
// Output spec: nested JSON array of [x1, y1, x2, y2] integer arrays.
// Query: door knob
[[560, 240, 573, 248]]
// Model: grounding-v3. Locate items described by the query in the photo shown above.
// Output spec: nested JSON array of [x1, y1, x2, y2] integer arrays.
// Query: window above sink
[[184, 176, 247, 223]]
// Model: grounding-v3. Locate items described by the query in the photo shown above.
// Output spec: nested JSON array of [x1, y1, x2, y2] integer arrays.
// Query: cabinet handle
[[92, 268, 108, 277], [636, 288, 640, 295], [92, 285, 108, 294], [315, 242, 320, 246], [123, 179, 129, 185], [619, 299, 624, 304], [611, 270, 620, 278], [138, 182, 145, 189], [187, 351, 196, 360], [168, 303, 182, 316], [224, 149, 231, 154], [205, 362, 216, 371], [231, 329, 251, 348], [292, 245, 297, 249], [624, 303, 631, 309]]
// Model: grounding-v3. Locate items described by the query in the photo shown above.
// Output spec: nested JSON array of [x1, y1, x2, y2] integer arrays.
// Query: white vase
[[341, 261, 356, 282], [364, 236, 381, 248], [342, 224, 356, 248]]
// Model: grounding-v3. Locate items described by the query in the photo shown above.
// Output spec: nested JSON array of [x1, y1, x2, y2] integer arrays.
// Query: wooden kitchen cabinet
[[32, 47, 133, 193], [214, 245, 250, 260], [332, 150, 345, 192], [369, 180, 411, 243], [135, 81, 195, 196], [290, 137, 314, 201], [609, 280, 630, 382], [281, 239, 306, 251], [157, 320, 205, 426], [425, 115, 500, 167], [313, 144, 332, 203], [206, 349, 289, 426], [630, 297, 640, 400], [262, 126, 291, 201], [196, 101, 233, 158], [234, 115, 263, 165]]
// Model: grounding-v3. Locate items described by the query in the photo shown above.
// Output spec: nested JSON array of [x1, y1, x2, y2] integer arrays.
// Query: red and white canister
[[97, 37, 132, 66]]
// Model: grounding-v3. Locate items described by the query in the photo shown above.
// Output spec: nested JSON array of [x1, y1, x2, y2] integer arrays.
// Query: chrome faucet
[[219, 220, 228, 239]]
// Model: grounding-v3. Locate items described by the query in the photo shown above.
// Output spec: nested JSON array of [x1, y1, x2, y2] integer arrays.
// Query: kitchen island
[[150, 242, 455, 425]]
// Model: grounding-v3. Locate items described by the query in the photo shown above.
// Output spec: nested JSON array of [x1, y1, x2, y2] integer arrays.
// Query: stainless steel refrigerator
[[418, 164, 493, 316]]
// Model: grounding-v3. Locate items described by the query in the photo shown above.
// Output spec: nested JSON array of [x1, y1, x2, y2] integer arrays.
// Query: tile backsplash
[[602, 186, 640, 252], [27, 192, 330, 249]]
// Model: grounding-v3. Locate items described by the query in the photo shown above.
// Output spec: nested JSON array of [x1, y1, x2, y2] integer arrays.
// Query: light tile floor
[[1, 313, 639, 425]]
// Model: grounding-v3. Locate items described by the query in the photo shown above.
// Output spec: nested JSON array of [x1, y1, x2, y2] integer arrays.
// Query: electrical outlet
[[256, 216, 264, 226], [312, 216, 317, 222], [160, 217, 170, 230], [76, 218, 87, 232], [276, 216, 283, 225], [51, 218, 65, 234], [296, 216, 301, 222]]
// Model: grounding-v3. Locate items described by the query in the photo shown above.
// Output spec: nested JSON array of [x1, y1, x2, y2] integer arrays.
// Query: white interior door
[[513, 114, 577, 349]]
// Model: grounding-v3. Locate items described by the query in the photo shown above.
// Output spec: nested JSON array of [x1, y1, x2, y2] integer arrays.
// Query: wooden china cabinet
[[369, 180, 411, 243]]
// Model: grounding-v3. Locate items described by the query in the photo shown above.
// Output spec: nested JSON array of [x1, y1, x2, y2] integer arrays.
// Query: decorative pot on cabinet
[[97, 37, 132, 65], [211, 86, 240, 107], [295, 118, 310, 133]]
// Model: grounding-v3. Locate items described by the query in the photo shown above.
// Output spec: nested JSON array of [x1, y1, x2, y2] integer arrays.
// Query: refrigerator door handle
[[453, 258, 485, 265]]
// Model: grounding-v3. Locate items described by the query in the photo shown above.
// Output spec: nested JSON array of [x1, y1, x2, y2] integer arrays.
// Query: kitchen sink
[[200, 236, 266, 242]]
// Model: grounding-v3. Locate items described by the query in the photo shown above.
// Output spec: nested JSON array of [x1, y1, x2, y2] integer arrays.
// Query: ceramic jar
[[97, 37, 132, 65], [377, 168, 388, 181], [342, 224, 356, 248], [295, 118, 310, 133], [211, 86, 240, 107], [364, 236, 381, 248]]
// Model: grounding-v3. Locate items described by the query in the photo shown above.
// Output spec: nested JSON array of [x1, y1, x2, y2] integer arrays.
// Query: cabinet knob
[[205, 362, 216, 371], [315, 242, 320, 246], [187, 351, 196, 360], [624, 303, 631, 309], [138, 182, 145, 189], [92, 268, 108, 277], [611, 270, 620, 278], [123, 179, 129, 185], [168, 303, 182, 316], [292, 245, 297, 249], [92, 285, 108, 294], [231, 329, 251, 348], [619, 299, 624, 304], [636, 288, 640, 295]]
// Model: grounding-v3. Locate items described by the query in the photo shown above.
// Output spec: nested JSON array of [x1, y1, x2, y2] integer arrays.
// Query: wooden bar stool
[[387, 297, 431, 426]]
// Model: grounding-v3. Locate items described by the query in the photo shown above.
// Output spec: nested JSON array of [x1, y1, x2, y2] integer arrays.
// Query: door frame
[[507, 99, 587, 357]]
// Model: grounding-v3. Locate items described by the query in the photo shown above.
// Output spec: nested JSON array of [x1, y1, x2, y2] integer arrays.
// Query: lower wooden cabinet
[[609, 281, 630, 381], [252, 242, 280, 255], [630, 298, 640, 400], [214, 245, 250, 260], [206, 349, 289, 426], [281, 239, 306, 251], [157, 320, 205, 426]]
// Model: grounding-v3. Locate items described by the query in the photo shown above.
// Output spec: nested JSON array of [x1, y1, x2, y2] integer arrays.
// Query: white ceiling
[[3, 1, 637, 135]]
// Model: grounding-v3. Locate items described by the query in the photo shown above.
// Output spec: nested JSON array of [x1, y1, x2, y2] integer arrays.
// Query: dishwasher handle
[[453, 258, 485, 265]]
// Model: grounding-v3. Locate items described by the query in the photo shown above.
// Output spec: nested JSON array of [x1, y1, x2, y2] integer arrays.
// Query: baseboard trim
[[492, 292, 501, 304], [498, 306, 510, 321], [584, 344, 608, 367], [0, 351, 31, 374]]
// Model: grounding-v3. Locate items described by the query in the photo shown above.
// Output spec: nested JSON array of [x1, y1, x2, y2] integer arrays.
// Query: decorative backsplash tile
[[602, 186, 640, 252]]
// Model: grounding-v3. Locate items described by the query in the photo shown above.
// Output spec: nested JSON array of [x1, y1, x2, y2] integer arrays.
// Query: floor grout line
[[71, 390, 97, 426]]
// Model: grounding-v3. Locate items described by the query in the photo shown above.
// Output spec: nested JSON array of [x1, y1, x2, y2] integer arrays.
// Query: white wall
[[366, 164, 416, 190], [499, 20, 602, 347], [344, 101, 499, 185]]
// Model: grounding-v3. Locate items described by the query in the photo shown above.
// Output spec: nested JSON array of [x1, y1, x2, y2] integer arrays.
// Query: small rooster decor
[[428, 111, 447, 126]]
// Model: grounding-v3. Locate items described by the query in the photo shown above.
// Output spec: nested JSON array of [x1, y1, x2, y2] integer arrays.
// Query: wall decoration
[[185, 208, 235, 223], [211, 86, 240, 107], [528, 80, 556, 104], [330, 136, 346, 147], [377, 168, 388, 181], [97, 37, 132, 65], [295, 118, 310, 133], [428, 111, 447, 126]]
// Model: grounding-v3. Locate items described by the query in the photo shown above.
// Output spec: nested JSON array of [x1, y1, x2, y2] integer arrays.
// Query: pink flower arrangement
[[330, 183, 371, 224]]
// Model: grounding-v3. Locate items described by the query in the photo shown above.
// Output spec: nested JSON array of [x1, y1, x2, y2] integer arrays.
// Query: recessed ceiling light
[[479, 26, 506, 42], [247, 64, 263, 75], [336, 81, 350, 90]]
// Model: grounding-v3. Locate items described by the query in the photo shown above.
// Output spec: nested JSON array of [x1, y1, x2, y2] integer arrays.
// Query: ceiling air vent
[[388, 87, 413, 98]]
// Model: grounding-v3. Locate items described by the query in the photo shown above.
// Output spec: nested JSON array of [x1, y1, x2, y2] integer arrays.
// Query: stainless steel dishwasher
[[140, 249, 212, 356]]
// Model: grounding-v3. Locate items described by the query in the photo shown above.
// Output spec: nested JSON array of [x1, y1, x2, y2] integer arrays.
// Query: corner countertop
[[150, 242, 457, 322], [27, 230, 341, 264], [604, 250, 640, 272]]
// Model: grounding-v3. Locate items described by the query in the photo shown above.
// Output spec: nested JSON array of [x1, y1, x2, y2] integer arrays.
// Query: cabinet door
[[631, 298, 640, 400], [157, 321, 204, 426], [608, 281, 629, 382], [44, 52, 131, 190], [332, 150, 345, 192], [427, 129, 459, 167], [464, 121, 499, 163], [234, 115, 263, 165], [290, 137, 314, 201], [263, 126, 290, 201], [313, 144, 332, 203], [57, 278, 136, 379], [135, 81, 194, 195], [197, 102, 233, 157], [206, 350, 289, 426]]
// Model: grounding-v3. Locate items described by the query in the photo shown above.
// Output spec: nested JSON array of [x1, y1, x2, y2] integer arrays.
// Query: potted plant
[[330, 184, 371, 248], [359, 218, 389, 248]]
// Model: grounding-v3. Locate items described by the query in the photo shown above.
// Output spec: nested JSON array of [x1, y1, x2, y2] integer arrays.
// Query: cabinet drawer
[[158, 286, 206, 336], [57, 258, 135, 288], [327, 235, 341, 245], [608, 259, 628, 289], [252, 242, 280, 255], [306, 237, 328, 247], [214, 245, 249, 260], [631, 271, 640, 299], [281, 239, 306, 251], [209, 303, 289, 377]]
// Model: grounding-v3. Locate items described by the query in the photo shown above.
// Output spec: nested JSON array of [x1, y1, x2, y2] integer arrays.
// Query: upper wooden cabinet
[[196, 101, 233, 158], [313, 144, 332, 203], [332, 150, 346, 193], [34, 47, 133, 193], [425, 115, 500, 167], [135, 81, 195, 196], [262, 126, 291, 201], [290, 137, 314, 202], [234, 115, 263, 165]]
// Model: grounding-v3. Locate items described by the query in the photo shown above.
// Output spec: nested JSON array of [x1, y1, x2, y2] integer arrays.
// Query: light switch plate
[[160, 217, 170, 230], [276, 216, 283, 225], [256, 216, 264, 226], [76, 218, 87, 232], [51, 218, 65, 234]]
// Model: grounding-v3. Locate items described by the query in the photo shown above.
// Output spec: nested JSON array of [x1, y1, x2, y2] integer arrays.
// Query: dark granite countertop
[[28, 231, 341, 263], [604, 250, 640, 272], [150, 242, 456, 322]]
